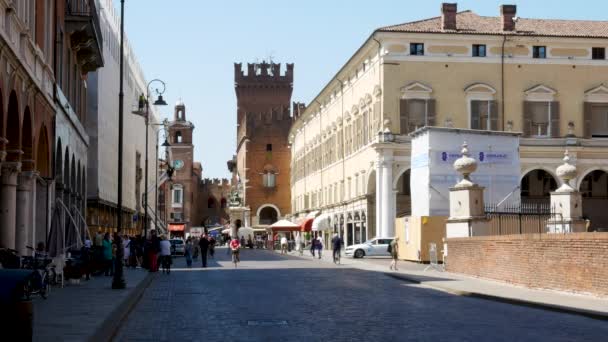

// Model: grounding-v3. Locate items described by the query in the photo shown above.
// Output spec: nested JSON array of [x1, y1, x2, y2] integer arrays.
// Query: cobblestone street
[[114, 248, 608, 341]]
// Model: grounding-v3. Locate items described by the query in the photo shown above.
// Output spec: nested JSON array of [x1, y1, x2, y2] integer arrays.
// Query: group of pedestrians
[[183, 234, 216, 268]]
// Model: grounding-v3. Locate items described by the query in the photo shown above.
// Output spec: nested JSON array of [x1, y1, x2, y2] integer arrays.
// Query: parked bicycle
[[21, 256, 53, 299]]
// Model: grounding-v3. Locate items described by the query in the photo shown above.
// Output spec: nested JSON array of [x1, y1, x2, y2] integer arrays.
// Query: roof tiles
[[379, 11, 608, 38]]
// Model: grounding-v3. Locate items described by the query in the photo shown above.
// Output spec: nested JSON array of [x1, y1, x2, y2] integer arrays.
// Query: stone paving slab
[[278, 248, 608, 319], [32, 267, 153, 342]]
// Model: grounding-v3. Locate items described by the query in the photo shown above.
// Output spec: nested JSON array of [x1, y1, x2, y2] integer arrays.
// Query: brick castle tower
[[233, 61, 293, 227], [164, 100, 195, 234]]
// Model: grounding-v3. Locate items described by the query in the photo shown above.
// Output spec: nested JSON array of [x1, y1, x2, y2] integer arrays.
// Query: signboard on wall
[[411, 127, 521, 216]]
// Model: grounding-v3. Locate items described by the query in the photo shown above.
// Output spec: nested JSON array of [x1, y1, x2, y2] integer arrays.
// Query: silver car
[[169, 239, 185, 255]]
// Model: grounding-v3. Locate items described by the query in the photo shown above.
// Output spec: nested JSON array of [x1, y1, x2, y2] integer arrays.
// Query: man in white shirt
[[280, 236, 288, 255]]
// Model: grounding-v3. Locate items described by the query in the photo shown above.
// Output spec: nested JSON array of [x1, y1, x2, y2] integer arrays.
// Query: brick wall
[[445, 233, 608, 296]]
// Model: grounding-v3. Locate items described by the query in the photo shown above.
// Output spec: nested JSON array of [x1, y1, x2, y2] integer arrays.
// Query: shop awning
[[299, 218, 313, 232], [168, 224, 185, 232], [312, 214, 332, 231], [270, 219, 301, 232]]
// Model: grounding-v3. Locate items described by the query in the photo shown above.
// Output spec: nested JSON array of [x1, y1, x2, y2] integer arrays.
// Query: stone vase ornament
[[453, 142, 478, 188], [555, 150, 577, 192]]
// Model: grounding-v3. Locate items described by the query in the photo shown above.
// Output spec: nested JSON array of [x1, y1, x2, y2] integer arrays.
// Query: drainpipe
[[501, 35, 507, 130]]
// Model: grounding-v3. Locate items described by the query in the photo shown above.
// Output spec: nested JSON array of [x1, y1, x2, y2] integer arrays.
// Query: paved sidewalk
[[32, 267, 154, 342], [277, 248, 608, 319]]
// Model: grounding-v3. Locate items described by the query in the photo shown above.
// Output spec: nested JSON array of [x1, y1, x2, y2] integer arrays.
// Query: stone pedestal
[[228, 206, 250, 238], [0, 162, 21, 249], [445, 142, 489, 238], [547, 191, 586, 233], [16, 171, 36, 255], [446, 184, 488, 237]]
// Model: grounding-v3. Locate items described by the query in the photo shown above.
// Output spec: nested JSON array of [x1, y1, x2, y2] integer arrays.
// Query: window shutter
[[426, 99, 436, 126], [373, 102, 381, 133], [490, 100, 499, 131], [523, 101, 532, 137], [399, 99, 409, 134], [583, 102, 593, 138], [550, 101, 560, 137], [470, 101, 480, 129]]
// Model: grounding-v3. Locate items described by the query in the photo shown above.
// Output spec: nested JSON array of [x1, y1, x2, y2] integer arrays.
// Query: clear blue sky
[[118, 0, 607, 179]]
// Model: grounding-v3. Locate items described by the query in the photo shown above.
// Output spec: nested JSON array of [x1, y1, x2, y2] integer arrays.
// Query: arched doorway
[[6, 91, 20, 162], [21, 107, 33, 171], [580, 170, 608, 231], [366, 170, 376, 240], [395, 169, 411, 216], [258, 206, 278, 225], [521, 169, 557, 205], [36, 126, 50, 177]]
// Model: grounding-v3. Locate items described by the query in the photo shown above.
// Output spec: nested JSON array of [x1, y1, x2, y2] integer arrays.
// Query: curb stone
[[384, 272, 608, 321], [90, 272, 156, 342]]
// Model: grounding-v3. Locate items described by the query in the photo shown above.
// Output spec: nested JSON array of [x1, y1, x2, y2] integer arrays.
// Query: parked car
[[345, 238, 394, 259], [169, 239, 185, 255]]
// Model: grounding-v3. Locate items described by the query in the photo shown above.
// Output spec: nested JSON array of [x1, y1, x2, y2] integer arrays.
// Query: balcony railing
[[65, 0, 104, 73]]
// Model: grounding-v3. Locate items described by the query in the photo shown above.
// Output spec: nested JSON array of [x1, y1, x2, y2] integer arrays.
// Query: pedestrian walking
[[280, 235, 288, 254], [310, 237, 316, 257], [331, 233, 343, 264], [316, 236, 323, 259], [389, 237, 399, 271], [81, 239, 92, 280], [193, 237, 200, 261], [159, 236, 172, 274], [209, 236, 216, 258], [123, 235, 131, 266], [199, 234, 210, 268], [102, 233, 113, 276], [185, 238, 193, 267]]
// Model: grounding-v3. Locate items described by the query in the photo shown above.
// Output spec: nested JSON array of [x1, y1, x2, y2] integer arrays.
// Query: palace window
[[533, 46, 546, 59], [523, 85, 559, 137], [472, 44, 486, 57], [400, 99, 430, 134], [590, 104, 608, 137], [410, 43, 424, 56], [470, 100, 498, 130]]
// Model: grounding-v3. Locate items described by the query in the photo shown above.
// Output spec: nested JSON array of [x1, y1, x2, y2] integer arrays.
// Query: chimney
[[441, 3, 457, 31], [501, 4, 517, 31]]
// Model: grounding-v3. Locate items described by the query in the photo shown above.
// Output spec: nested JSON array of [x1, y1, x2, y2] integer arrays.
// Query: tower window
[[533, 46, 546, 59], [410, 43, 424, 56], [592, 47, 606, 60], [175, 131, 182, 143], [472, 44, 486, 57], [266, 144, 272, 152]]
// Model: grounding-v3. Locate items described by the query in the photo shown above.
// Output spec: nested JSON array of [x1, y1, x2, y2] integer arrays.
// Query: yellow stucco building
[[289, 3, 608, 256]]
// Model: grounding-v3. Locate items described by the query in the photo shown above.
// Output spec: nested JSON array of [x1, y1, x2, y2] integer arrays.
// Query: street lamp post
[[149, 121, 171, 234], [112, 0, 126, 290], [133, 80, 168, 239]]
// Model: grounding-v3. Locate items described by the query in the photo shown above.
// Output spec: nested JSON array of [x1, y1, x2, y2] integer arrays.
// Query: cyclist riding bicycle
[[230, 237, 241, 263]]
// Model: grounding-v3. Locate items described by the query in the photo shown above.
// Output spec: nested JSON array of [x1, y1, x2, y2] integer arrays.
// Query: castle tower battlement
[[234, 62, 294, 84]]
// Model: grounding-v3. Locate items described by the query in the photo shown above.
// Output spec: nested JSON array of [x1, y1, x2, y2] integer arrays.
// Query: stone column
[[380, 150, 395, 238], [0, 162, 21, 249], [375, 158, 383, 237], [446, 143, 488, 238], [15, 171, 36, 255], [547, 150, 586, 233]]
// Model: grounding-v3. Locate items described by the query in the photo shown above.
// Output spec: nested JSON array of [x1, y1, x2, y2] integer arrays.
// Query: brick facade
[[234, 62, 293, 225], [445, 233, 608, 296]]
